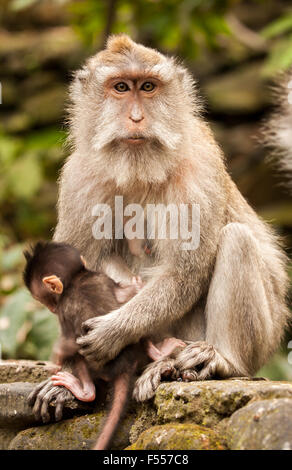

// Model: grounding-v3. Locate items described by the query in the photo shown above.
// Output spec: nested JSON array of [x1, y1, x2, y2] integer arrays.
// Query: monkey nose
[[129, 115, 144, 123]]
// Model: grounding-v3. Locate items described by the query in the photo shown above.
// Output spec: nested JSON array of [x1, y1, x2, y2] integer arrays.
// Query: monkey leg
[[134, 223, 280, 399], [175, 222, 277, 381], [28, 379, 75, 423]]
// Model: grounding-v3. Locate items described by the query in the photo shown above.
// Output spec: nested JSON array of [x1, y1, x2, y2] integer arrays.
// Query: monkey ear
[[42, 275, 63, 294], [80, 255, 87, 267]]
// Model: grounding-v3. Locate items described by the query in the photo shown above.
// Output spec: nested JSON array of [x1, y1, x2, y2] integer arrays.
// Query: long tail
[[93, 371, 132, 450], [263, 69, 292, 189]]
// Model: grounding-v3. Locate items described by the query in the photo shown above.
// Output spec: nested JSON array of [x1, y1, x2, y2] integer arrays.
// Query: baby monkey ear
[[42, 275, 63, 294], [80, 255, 87, 267]]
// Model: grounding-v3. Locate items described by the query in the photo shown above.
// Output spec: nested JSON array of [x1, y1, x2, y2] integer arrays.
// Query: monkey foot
[[156, 337, 186, 356], [133, 358, 177, 402], [174, 341, 229, 381], [181, 369, 198, 381], [51, 371, 96, 402]]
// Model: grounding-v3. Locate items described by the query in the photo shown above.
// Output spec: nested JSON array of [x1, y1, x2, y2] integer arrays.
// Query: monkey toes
[[133, 358, 178, 402], [28, 378, 76, 423], [132, 275, 144, 292], [174, 341, 217, 381]]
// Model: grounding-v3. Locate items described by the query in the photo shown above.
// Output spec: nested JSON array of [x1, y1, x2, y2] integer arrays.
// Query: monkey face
[[69, 35, 200, 186], [104, 75, 161, 145]]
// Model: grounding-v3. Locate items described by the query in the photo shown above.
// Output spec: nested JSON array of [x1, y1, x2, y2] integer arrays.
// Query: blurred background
[[0, 0, 292, 379]]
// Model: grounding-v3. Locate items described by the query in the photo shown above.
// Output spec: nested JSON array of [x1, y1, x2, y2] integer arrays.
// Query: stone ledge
[[9, 412, 136, 450], [226, 398, 292, 450], [0, 360, 59, 384], [154, 378, 292, 427], [0, 382, 93, 428], [1, 360, 292, 450]]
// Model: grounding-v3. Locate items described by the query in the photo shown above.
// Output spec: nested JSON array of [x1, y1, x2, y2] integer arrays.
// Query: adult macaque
[[31, 35, 289, 407], [24, 242, 184, 449]]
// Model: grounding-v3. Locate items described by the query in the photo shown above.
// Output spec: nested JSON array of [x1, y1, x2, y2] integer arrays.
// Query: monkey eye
[[114, 82, 129, 92], [141, 82, 155, 92]]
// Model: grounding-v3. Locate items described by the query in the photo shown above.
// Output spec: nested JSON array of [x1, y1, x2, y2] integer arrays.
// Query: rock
[[155, 379, 292, 427], [0, 382, 42, 428], [1, 371, 292, 450], [127, 423, 226, 450], [9, 411, 135, 450], [0, 382, 92, 428], [0, 360, 59, 384], [0, 428, 20, 450], [129, 402, 157, 444], [226, 398, 292, 450]]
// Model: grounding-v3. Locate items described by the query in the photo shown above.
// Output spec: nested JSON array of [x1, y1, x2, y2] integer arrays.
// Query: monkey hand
[[77, 313, 129, 367], [174, 341, 232, 381], [28, 378, 76, 423]]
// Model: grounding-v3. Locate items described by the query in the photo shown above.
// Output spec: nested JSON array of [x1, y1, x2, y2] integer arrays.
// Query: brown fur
[[25, 242, 148, 449], [263, 68, 292, 191], [38, 36, 290, 406]]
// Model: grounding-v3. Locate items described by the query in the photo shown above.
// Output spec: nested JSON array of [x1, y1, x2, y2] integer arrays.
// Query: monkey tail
[[263, 68, 292, 191], [93, 369, 134, 450]]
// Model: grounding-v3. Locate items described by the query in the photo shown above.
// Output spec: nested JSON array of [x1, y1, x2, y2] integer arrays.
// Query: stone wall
[[1, 360, 292, 450]]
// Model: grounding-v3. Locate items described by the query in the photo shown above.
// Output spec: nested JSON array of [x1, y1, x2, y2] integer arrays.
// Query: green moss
[[126, 423, 227, 450]]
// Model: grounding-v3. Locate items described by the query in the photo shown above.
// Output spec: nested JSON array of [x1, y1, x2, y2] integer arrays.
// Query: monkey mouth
[[123, 136, 146, 144]]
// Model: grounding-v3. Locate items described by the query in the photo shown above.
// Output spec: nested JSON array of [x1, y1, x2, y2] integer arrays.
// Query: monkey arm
[[77, 246, 213, 367]]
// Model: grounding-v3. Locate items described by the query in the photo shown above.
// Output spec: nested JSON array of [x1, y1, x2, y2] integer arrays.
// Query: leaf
[[0, 244, 24, 272], [0, 288, 33, 357], [261, 14, 292, 39], [263, 36, 292, 76], [28, 309, 59, 360], [0, 134, 22, 166], [8, 153, 42, 199]]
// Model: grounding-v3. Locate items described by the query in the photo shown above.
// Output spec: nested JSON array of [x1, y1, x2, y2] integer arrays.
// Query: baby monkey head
[[23, 242, 85, 313]]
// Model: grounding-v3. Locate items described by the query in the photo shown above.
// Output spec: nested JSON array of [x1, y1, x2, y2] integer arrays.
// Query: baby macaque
[[23, 241, 185, 449]]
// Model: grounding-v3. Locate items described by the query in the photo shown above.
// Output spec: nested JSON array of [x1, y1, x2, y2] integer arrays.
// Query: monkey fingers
[[28, 378, 51, 407], [132, 276, 144, 292], [54, 388, 76, 422], [32, 382, 63, 423], [180, 369, 198, 382], [174, 341, 216, 380], [77, 316, 123, 364], [29, 379, 75, 423], [133, 358, 177, 402]]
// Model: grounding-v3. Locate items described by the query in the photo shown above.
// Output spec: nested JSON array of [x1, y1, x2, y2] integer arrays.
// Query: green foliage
[[1, 0, 292, 380], [0, 129, 66, 239], [68, 0, 231, 58], [261, 12, 292, 75], [0, 242, 59, 360]]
